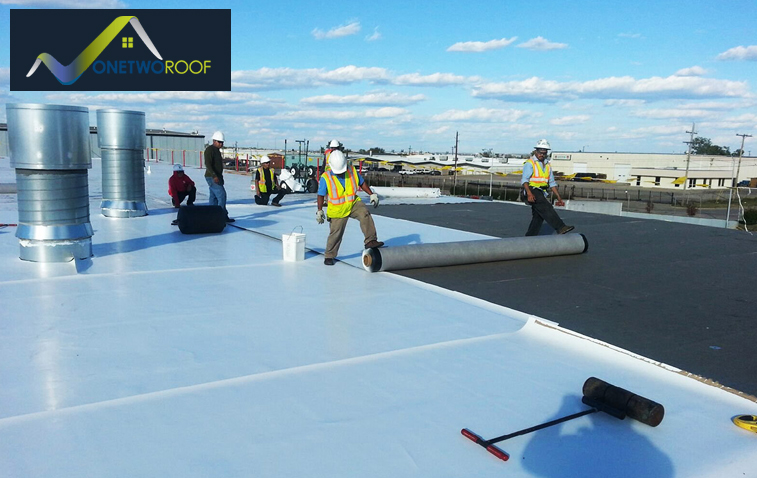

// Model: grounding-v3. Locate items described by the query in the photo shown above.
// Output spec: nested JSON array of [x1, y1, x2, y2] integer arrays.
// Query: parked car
[[738, 180, 750, 187]]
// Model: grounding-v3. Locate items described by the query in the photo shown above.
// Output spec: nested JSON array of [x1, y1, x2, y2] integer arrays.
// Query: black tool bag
[[177, 205, 226, 234]]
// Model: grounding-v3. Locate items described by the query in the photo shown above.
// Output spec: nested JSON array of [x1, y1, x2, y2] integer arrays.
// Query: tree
[[691, 136, 730, 156]]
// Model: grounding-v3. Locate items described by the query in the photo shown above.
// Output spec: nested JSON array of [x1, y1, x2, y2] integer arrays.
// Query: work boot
[[271, 202, 282, 207], [226, 217, 236, 223], [364, 240, 384, 249], [171, 219, 179, 226], [558, 225, 575, 234], [324, 258, 335, 266]]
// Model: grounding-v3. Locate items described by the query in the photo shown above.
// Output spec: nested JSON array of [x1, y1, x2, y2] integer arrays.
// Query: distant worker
[[204, 130, 234, 223], [168, 164, 196, 208], [316, 149, 383, 266], [521, 139, 574, 236], [254, 155, 287, 207]]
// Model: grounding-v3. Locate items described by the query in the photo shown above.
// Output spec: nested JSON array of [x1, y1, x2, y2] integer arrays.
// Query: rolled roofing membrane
[[363, 233, 588, 272]]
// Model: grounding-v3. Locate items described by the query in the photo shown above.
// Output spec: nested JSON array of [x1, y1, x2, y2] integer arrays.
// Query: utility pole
[[453, 132, 459, 192], [683, 123, 697, 191], [735, 133, 752, 187]]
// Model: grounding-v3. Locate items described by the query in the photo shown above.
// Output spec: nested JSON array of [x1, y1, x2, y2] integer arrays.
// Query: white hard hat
[[212, 131, 225, 143], [260, 155, 271, 163], [328, 150, 347, 174], [173, 164, 183, 171], [329, 139, 341, 148], [535, 139, 551, 150]]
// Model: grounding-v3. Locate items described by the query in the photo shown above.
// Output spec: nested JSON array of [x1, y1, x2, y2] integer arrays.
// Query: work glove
[[316, 210, 325, 224], [369, 193, 379, 208]]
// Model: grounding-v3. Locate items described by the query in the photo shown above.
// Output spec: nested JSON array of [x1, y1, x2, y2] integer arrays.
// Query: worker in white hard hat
[[168, 163, 196, 208], [521, 139, 574, 236], [204, 131, 234, 222], [254, 155, 287, 207], [316, 149, 383, 266]]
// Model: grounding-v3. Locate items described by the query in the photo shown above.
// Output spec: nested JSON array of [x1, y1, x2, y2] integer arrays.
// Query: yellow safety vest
[[323, 167, 361, 218], [527, 158, 551, 188], [257, 166, 273, 193]]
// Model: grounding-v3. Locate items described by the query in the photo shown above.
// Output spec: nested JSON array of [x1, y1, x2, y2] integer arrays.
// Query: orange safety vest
[[527, 158, 551, 188], [323, 166, 360, 218]]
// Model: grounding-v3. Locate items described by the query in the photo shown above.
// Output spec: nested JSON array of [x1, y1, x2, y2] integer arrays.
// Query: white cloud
[[550, 115, 590, 125], [0, 67, 9, 86], [232, 66, 390, 90], [618, 33, 643, 39], [675, 66, 708, 77], [430, 108, 529, 122], [717, 45, 757, 61], [604, 99, 646, 107], [366, 27, 382, 42], [447, 37, 517, 53], [365, 107, 409, 118], [632, 124, 691, 135], [46, 91, 269, 104], [631, 109, 716, 119], [0, 0, 125, 6], [312, 21, 361, 40], [517, 36, 568, 51], [273, 107, 408, 122], [300, 92, 425, 106], [473, 75, 751, 102], [393, 72, 480, 87]]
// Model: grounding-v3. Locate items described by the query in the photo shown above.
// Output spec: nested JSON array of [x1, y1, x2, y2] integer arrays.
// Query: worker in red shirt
[[168, 164, 196, 208]]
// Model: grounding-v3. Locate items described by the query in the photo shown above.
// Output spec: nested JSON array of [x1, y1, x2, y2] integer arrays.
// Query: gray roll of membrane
[[362, 234, 588, 272]]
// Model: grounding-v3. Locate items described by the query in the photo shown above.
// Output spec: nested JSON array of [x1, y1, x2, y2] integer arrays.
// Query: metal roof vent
[[7, 103, 93, 262], [97, 109, 148, 217]]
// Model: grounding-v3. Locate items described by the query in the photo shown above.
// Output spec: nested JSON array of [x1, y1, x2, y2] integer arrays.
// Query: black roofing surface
[[375, 202, 757, 397]]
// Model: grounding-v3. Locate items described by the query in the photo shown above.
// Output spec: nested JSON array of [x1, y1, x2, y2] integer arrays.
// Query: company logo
[[11, 9, 230, 91], [26, 16, 162, 85]]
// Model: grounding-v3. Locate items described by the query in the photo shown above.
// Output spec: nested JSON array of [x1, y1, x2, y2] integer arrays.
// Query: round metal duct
[[7, 103, 93, 262], [96, 109, 147, 217]]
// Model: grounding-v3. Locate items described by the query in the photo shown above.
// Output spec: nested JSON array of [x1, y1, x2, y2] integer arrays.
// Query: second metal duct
[[362, 234, 588, 272], [97, 109, 147, 217]]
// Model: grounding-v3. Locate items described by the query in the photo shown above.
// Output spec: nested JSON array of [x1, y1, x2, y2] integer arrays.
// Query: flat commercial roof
[[1, 158, 756, 476]]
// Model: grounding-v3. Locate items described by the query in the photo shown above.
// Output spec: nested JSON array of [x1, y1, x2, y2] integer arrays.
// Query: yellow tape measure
[[732, 415, 757, 433]]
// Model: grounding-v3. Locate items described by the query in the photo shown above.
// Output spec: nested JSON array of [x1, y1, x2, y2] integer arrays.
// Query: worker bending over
[[521, 139, 574, 236], [316, 149, 383, 266]]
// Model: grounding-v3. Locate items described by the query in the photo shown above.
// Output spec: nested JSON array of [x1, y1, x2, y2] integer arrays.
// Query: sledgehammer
[[461, 377, 665, 462]]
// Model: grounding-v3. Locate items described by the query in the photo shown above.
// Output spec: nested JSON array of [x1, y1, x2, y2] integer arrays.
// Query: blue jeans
[[205, 177, 227, 215]]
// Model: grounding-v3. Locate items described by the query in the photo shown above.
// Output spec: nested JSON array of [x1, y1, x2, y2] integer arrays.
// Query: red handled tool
[[461, 377, 664, 462]]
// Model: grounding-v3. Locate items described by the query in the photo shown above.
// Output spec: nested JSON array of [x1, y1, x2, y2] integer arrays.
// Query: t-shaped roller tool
[[461, 377, 665, 462]]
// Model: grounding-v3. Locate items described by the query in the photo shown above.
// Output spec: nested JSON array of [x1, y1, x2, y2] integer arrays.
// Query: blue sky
[[1, 0, 756, 154]]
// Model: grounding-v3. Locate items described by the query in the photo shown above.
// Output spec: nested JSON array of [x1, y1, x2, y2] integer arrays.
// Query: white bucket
[[282, 227, 306, 262]]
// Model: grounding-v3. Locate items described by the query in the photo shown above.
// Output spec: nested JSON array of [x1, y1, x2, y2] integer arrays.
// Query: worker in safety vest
[[316, 149, 383, 266], [521, 139, 574, 236], [254, 155, 286, 207]]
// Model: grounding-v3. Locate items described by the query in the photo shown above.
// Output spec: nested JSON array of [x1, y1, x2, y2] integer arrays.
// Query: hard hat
[[260, 155, 271, 163], [329, 139, 341, 148], [173, 164, 183, 171], [535, 139, 551, 150], [328, 150, 347, 174], [212, 131, 225, 143]]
